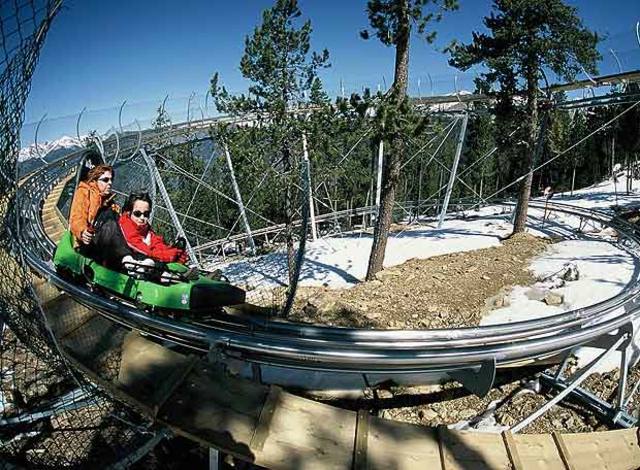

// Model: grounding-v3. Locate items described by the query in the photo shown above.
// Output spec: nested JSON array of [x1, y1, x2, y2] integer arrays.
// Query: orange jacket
[[69, 181, 118, 245]]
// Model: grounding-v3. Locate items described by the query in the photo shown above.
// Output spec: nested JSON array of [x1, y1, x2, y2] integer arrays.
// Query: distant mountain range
[[18, 135, 83, 176], [18, 135, 82, 163]]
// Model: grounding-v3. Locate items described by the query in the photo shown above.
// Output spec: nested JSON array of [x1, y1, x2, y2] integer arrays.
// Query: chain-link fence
[[0, 2, 170, 467]]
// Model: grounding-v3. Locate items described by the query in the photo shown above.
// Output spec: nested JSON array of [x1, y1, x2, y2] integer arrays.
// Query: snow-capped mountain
[[18, 135, 82, 162], [427, 90, 474, 112]]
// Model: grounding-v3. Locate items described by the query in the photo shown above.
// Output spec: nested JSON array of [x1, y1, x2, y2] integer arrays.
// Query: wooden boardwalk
[[41, 173, 73, 244], [29, 178, 640, 469]]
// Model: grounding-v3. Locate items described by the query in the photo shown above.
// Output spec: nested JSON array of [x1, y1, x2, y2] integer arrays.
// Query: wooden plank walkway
[[35, 175, 640, 469], [41, 173, 73, 244], [28, 280, 640, 469]]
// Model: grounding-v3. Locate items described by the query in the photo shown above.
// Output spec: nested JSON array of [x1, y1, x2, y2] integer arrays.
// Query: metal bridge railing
[[16, 152, 640, 376]]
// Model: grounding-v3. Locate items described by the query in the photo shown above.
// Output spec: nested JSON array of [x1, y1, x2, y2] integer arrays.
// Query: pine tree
[[449, 0, 599, 234], [464, 110, 496, 201], [567, 109, 587, 194], [616, 83, 640, 181], [544, 93, 572, 191], [151, 105, 171, 129], [210, 0, 329, 282], [361, 0, 458, 280], [309, 77, 330, 106]]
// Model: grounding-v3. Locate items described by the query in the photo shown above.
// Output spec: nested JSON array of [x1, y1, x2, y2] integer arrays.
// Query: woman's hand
[[80, 229, 94, 245]]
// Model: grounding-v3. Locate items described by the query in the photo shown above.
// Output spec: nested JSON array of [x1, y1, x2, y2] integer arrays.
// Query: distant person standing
[[542, 186, 554, 225]]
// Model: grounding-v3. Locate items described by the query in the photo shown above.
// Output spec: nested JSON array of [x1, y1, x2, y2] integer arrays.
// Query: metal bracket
[[512, 331, 631, 433], [448, 358, 496, 397], [206, 344, 226, 367]]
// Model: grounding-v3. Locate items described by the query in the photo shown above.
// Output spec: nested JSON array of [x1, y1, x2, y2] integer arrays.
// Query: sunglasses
[[98, 177, 112, 183], [132, 210, 151, 218]]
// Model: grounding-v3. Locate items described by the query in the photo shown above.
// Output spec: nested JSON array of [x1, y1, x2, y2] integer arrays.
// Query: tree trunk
[[512, 64, 539, 235], [416, 159, 423, 220], [366, 142, 404, 279], [626, 154, 630, 194], [512, 170, 534, 233], [365, 0, 410, 280]]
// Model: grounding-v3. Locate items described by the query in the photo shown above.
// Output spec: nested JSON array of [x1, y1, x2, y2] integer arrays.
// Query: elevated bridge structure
[[14, 141, 640, 468]]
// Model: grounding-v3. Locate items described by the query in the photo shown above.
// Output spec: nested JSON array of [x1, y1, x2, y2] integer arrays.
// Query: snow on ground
[[224, 172, 640, 371], [300, 213, 514, 288], [222, 211, 515, 295], [482, 239, 638, 325]]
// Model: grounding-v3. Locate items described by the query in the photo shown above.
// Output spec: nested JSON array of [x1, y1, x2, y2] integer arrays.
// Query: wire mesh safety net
[[0, 0, 314, 464], [0, 1, 164, 468]]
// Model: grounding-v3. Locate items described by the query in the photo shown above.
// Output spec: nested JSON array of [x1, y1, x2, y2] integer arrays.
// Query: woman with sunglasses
[[69, 163, 116, 244], [68, 162, 132, 267], [119, 192, 187, 264]]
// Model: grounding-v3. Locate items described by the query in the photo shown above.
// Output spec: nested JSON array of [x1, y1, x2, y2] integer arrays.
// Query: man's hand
[[80, 230, 94, 245]]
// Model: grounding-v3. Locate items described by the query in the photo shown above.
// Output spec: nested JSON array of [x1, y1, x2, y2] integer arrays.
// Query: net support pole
[[223, 143, 256, 255], [302, 133, 317, 241], [438, 114, 468, 229], [209, 448, 223, 470], [182, 147, 216, 225], [139, 147, 198, 265]]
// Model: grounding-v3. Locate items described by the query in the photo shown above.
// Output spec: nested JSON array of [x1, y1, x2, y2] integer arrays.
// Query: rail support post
[[375, 140, 384, 219], [438, 113, 468, 229], [209, 447, 224, 470], [512, 332, 630, 433], [448, 358, 496, 397], [223, 143, 256, 255], [302, 133, 317, 241]]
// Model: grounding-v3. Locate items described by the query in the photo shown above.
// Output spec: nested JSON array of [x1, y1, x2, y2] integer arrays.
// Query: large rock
[[543, 291, 564, 306], [598, 226, 619, 238], [560, 262, 580, 281], [486, 293, 511, 308], [539, 262, 579, 286]]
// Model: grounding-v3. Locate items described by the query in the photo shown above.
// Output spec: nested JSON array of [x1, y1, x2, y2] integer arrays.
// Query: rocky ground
[[305, 363, 640, 434], [289, 230, 639, 434], [291, 232, 552, 329]]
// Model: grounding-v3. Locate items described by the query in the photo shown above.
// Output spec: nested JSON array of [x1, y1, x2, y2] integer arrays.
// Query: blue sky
[[22, 0, 640, 142]]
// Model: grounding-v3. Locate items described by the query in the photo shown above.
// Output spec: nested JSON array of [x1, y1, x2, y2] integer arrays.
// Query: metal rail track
[[18, 153, 640, 377]]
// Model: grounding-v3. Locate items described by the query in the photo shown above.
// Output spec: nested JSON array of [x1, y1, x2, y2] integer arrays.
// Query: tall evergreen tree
[[567, 109, 588, 194], [210, 0, 329, 282], [544, 93, 572, 191], [617, 83, 640, 163], [464, 110, 497, 200], [449, 0, 599, 234], [361, 0, 458, 280]]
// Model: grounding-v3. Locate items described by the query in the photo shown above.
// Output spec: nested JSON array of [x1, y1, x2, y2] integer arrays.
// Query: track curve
[[19, 151, 640, 378]]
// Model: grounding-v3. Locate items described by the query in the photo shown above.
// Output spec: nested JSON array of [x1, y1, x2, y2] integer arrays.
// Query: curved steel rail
[[18, 152, 640, 375]]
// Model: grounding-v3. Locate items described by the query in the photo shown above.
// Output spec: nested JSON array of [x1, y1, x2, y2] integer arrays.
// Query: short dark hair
[[124, 191, 153, 213]]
